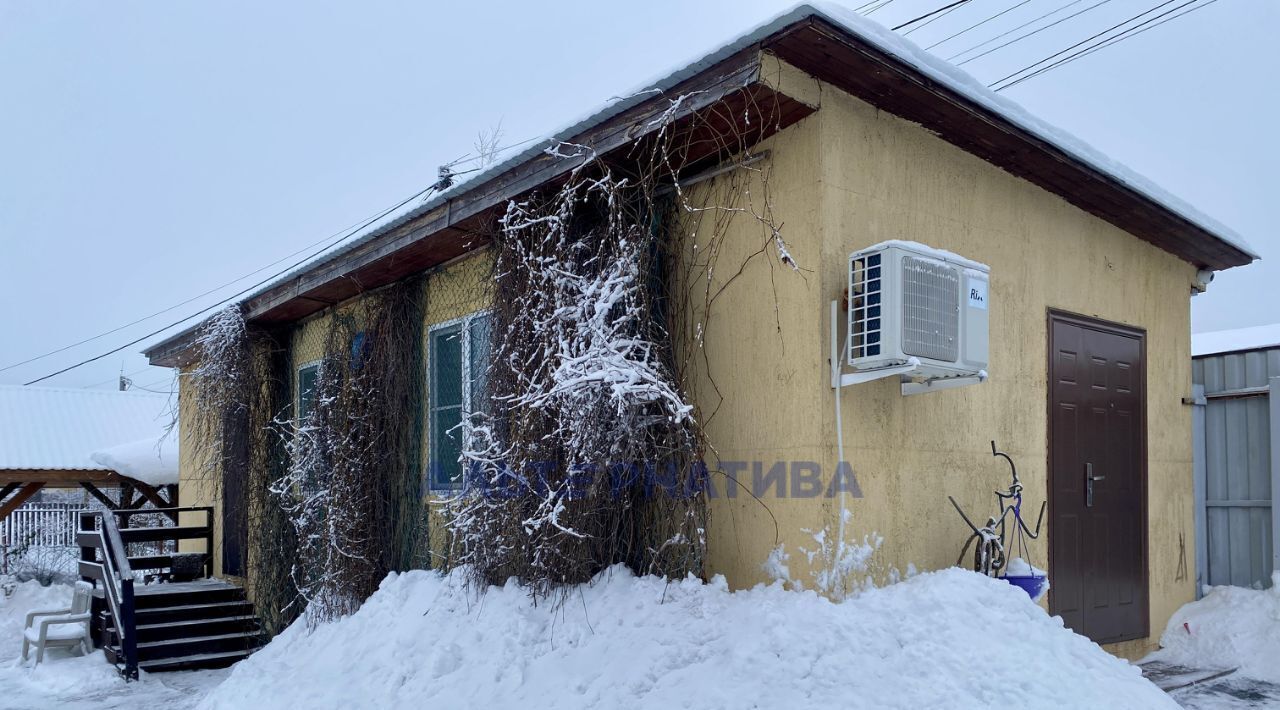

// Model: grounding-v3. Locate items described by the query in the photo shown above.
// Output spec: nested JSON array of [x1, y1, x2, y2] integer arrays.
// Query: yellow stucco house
[[146, 4, 1254, 658]]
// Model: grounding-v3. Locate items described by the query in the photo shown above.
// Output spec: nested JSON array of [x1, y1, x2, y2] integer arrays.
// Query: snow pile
[[0, 579, 229, 708], [89, 433, 179, 486], [0, 580, 119, 699], [201, 566, 1172, 710], [1146, 575, 1280, 682], [0, 579, 72, 660]]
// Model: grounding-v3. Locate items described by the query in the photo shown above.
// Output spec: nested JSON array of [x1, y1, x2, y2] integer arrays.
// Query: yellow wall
[[685, 55, 1196, 656], [177, 56, 1198, 655], [420, 251, 495, 566], [174, 367, 230, 579]]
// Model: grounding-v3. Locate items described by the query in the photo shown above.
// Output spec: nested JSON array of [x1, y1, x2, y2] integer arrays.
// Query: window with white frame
[[297, 361, 321, 421], [427, 311, 491, 490]]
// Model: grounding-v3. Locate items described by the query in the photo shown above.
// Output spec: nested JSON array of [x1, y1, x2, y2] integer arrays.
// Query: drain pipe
[[830, 300, 848, 576]]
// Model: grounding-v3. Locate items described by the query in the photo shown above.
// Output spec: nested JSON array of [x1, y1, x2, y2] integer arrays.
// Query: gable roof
[[1193, 323, 1280, 357], [0, 385, 174, 472], [146, 2, 1256, 367]]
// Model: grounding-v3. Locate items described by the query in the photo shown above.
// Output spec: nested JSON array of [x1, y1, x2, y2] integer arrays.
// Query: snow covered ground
[[200, 565, 1173, 710], [7, 569, 1276, 708], [1148, 575, 1280, 682], [1144, 575, 1280, 708], [0, 579, 227, 710]]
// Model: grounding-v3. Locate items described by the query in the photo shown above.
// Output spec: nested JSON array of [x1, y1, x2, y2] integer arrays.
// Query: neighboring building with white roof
[[0, 385, 179, 519], [1193, 323, 1280, 358]]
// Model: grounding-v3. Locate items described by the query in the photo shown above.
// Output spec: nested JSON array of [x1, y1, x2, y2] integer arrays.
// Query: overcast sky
[[1, 0, 1275, 391]]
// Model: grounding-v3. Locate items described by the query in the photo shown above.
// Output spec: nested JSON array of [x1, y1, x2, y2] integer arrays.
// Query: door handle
[[1085, 462, 1105, 507]]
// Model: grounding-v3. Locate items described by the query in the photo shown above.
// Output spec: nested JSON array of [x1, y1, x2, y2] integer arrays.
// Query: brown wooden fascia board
[[243, 50, 768, 322], [766, 19, 1251, 271], [0, 469, 125, 485], [147, 49, 783, 366]]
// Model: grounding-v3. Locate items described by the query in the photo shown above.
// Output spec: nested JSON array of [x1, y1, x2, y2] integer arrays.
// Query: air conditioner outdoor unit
[[847, 241, 989, 381]]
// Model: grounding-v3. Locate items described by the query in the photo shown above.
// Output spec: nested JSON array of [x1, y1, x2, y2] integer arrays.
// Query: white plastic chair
[[22, 582, 93, 665]]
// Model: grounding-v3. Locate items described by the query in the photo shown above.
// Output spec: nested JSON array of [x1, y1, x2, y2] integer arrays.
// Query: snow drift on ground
[[0, 579, 120, 704], [0, 578, 228, 709], [0, 579, 72, 660], [201, 566, 1172, 710], [89, 433, 179, 486], [1146, 574, 1280, 683]]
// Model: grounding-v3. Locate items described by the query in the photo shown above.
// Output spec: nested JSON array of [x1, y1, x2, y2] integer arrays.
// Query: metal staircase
[[77, 508, 264, 677]]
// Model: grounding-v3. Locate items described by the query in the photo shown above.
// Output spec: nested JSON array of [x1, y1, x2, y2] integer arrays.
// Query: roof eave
[[145, 6, 1256, 368]]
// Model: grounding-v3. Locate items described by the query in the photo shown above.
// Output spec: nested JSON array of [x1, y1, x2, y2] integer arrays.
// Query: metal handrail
[[82, 512, 138, 680]]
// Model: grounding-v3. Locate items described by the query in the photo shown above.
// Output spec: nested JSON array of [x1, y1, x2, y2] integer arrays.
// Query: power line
[[24, 123, 549, 386], [954, 0, 1117, 66], [899, 0, 974, 35], [126, 380, 176, 394], [83, 366, 152, 390], [926, 0, 1033, 50], [1, 133, 542, 378], [988, 0, 1187, 90], [23, 182, 443, 386], [946, 0, 1087, 60], [862, 0, 899, 15], [2, 202, 410, 375], [995, 0, 1221, 90], [892, 0, 970, 32]]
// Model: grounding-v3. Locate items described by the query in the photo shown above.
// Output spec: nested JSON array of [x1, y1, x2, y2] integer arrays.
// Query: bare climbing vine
[[445, 87, 800, 597]]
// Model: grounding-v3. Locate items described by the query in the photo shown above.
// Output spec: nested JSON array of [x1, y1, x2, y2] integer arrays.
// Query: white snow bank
[[0, 580, 72, 660], [1145, 574, 1280, 682], [231, 1, 1252, 324], [89, 433, 178, 486], [0, 578, 229, 708], [201, 565, 1172, 710], [0, 580, 120, 699]]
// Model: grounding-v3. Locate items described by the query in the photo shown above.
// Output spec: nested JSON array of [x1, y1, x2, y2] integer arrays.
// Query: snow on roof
[[149, 2, 1256, 358], [1192, 323, 1280, 357], [89, 434, 179, 487], [0, 385, 175, 472]]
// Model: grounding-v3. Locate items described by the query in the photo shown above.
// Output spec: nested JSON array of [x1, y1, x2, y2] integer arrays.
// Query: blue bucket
[[1002, 574, 1048, 600]]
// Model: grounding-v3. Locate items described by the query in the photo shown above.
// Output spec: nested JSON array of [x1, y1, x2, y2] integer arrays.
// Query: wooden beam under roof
[[765, 18, 1253, 271], [146, 49, 819, 367], [146, 11, 1253, 368]]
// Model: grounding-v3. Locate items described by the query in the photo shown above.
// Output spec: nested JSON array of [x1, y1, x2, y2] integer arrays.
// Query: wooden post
[[1191, 383, 1208, 598], [79, 482, 119, 511], [205, 507, 215, 578], [131, 482, 178, 522], [0, 483, 20, 502], [119, 576, 138, 681], [0, 483, 45, 523], [1270, 376, 1279, 586]]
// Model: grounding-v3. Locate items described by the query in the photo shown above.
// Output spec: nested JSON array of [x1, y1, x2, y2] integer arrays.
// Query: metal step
[[133, 600, 256, 624], [136, 630, 261, 661], [106, 631, 261, 663], [106, 615, 261, 643], [130, 584, 246, 610], [138, 648, 256, 673]]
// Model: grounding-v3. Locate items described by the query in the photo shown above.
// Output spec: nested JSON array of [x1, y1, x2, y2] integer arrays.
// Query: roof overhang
[[768, 16, 1254, 272], [146, 47, 818, 367], [1, 468, 131, 488], [145, 5, 1255, 368]]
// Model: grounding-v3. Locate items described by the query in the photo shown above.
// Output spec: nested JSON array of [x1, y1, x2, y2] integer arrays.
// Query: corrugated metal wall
[[1192, 347, 1280, 591]]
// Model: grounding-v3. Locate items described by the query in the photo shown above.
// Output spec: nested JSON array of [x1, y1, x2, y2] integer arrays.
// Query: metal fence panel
[[1193, 349, 1276, 590]]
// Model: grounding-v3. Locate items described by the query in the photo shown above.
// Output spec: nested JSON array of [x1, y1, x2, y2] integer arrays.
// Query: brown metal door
[[1049, 312, 1147, 643]]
